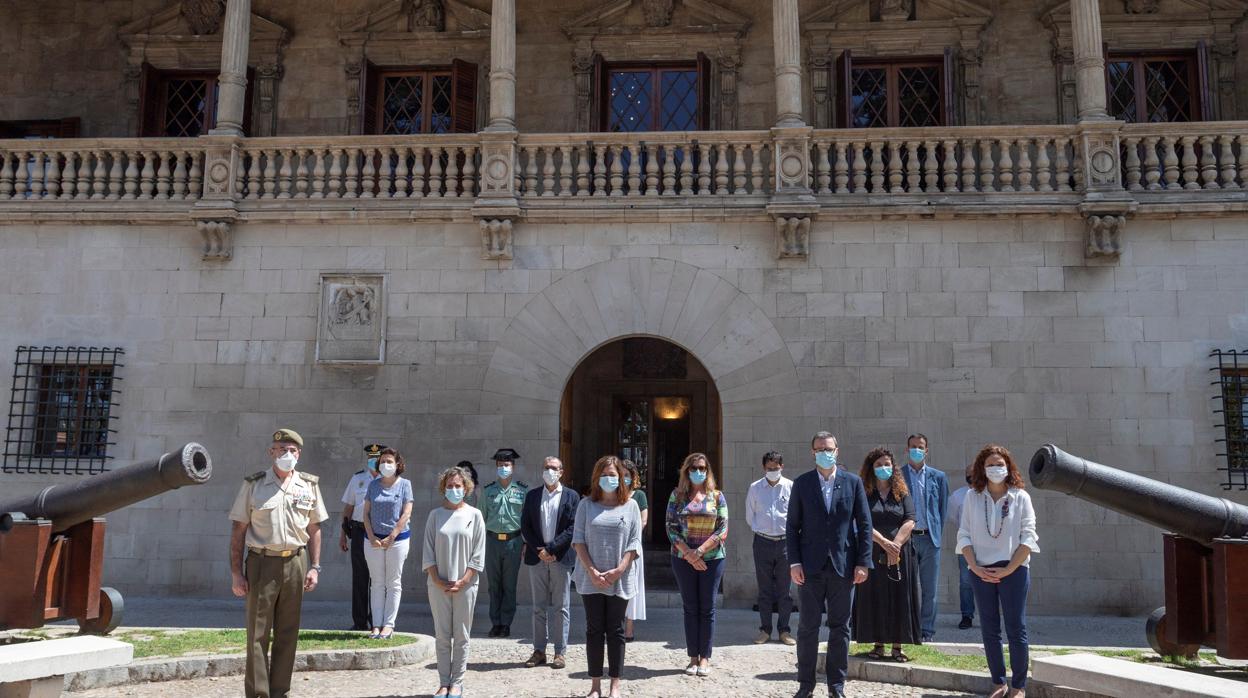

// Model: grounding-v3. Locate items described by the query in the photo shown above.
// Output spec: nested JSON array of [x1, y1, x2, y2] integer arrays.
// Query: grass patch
[[107, 629, 414, 659], [850, 643, 1227, 675]]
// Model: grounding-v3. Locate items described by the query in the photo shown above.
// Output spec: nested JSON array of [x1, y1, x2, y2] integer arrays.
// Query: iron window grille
[[4, 347, 124, 475], [1210, 349, 1248, 491]]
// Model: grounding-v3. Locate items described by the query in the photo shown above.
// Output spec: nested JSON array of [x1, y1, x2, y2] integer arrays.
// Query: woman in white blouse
[[956, 445, 1039, 698]]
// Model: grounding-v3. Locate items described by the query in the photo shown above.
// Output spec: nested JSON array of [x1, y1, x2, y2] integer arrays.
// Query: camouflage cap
[[272, 428, 303, 447]]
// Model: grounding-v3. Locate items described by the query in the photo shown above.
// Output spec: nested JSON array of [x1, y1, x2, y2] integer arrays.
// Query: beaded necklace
[[983, 490, 1011, 539]]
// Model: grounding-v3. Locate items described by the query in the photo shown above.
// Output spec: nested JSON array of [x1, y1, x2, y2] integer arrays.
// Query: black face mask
[[965, 476, 972, 485]]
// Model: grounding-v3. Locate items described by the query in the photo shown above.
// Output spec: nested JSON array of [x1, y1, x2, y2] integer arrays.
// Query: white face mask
[[275, 452, 298, 472], [542, 469, 561, 486], [985, 466, 1008, 484], [765, 469, 783, 483], [379, 462, 397, 478]]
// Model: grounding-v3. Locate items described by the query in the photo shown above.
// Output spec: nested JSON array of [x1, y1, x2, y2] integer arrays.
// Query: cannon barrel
[[1029, 444, 1248, 546], [0, 443, 211, 533]]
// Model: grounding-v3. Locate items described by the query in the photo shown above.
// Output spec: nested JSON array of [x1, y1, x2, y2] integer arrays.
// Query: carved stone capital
[[479, 218, 514, 260]]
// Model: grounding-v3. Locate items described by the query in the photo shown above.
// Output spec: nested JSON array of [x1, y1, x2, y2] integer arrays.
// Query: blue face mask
[[689, 469, 708, 485], [599, 475, 619, 493], [624, 477, 633, 486], [445, 487, 465, 505], [909, 448, 925, 464], [815, 451, 837, 470], [497, 465, 513, 480], [367, 457, 378, 472], [874, 466, 894, 481]]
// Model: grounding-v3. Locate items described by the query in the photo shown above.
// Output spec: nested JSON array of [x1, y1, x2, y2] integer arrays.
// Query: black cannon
[[0, 443, 212, 634], [1030, 444, 1248, 659]]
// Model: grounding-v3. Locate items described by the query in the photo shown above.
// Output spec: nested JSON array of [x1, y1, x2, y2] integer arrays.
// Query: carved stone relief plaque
[[317, 273, 387, 363]]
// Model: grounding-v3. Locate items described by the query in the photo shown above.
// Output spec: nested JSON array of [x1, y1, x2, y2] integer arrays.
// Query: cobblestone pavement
[[75, 638, 973, 697]]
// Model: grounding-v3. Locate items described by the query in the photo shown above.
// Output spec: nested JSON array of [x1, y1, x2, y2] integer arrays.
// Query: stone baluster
[[345, 148, 362, 198], [74, 151, 93, 200], [263, 149, 280, 199], [1180, 136, 1199, 190], [541, 146, 557, 197], [608, 144, 623, 196], [662, 145, 678, 195], [1219, 135, 1238, 189], [327, 148, 345, 198], [59, 151, 77, 200], [154, 151, 171, 200], [1238, 136, 1248, 190], [412, 147, 428, 198], [960, 140, 977, 192], [91, 150, 109, 200], [294, 149, 311, 199], [834, 142, 849, 193], [1017, 139, 1034, 192], [188, 151, 203, 200], [107, 151, 124, 200], [461, 146, 476, 198], [941, 141, 958, 192], [886, 142, 903, 193], [851, 142, 867, 192], [713, 144, 729, 194], [309, 149, 326, 199], [358, 148, 376, 198], [68, 151, 88, 200], [1123, 138, 1142, 191], [922, 141, 938, 192], [979, 140, 996, 192], [998, 140, 1015, 192], [592, 144, 608, 196], [1199, 135, 1219, 190], [172, 151, 188, 200], [380, 147, 397, 198], [575, 144, 591, 196], [445, 146, 462, 197], [1142, 137, 1160, 191], [1036, 139, 1055, 193], [867, 142, 884, 192], [555, 146, 573, 197], [28, 151, 45, 199], [428, 147, 445, 198], [243, 149, 260, 199], [1055, 137, 1073, 192], [750, 143, 765, 194], [680, 145, 695, 194], [279, 149, 296, 199], [622, 145, 639, 196], [0, 152, 12, 199], [40, 151, 59, 200], [517, 147, 532, 196], [138, 151, 157, 200], [12, 151, 29, 199], [905, 141, 921, 192], [644, 143, 660, 196], [122, 150, 140, 200], [393, 147, 410, 198], [732, 145, 747, 193], [696, 143, 712, 194], [815, 142, 831, 194]]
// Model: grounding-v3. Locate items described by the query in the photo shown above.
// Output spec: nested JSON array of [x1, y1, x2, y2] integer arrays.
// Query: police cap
[[492, 448, 520, 462], [364, 443, 387, 457]]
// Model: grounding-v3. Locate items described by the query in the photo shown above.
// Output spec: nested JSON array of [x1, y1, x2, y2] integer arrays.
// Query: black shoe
[[959, 616, 974, 630], [830, 689, 846, 698], [792, 686, 815, 698], [488, 625, 501, 637], [501, 625, 511, 637]]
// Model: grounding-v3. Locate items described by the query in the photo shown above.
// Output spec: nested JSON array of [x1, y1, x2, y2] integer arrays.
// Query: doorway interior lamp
[[654, 397, 691, 420]]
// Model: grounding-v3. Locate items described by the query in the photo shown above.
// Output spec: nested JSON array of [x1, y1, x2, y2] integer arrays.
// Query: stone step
[[1032, 653, 1245, 698]]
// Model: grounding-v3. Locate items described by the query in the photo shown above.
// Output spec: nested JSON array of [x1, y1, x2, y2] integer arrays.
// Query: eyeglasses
[[689, 466, 708, 472]]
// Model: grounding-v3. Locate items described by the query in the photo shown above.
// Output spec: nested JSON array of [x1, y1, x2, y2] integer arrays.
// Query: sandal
[[866, 645, 886, 660], [891, 649, 910, 663]]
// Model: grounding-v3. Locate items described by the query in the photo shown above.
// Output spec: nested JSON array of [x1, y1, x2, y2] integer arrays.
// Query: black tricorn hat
[[492, 448, 520, 462], [364, 443, 387, 457]]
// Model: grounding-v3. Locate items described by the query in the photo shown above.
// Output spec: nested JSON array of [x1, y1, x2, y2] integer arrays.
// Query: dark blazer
[[520, 484, 581, 566], [785, 467, 873, 579]]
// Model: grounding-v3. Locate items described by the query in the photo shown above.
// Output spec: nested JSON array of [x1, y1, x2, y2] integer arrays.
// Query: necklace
[[984, 492, 1009, 539]]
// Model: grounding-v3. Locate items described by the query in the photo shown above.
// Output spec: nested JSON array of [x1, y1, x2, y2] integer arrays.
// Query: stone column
[[210, 0, 251, 135], [486, 0, 516, 131], [1070, 0, 1109, 121], [772, 0, 804, 127]]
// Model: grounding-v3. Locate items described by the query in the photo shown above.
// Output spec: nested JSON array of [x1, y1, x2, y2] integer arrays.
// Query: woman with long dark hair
[[957, 444, 1039, 698], [852, 446, 921, 660], [665, 452, 728, 677]]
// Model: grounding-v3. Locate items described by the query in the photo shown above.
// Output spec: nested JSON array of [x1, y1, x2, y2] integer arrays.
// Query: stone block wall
[[2, 213, 1247, 615]]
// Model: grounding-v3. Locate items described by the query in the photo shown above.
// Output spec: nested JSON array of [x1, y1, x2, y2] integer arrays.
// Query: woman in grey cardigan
[[422, 466, 487, 698], [572, 455, 642, 698]]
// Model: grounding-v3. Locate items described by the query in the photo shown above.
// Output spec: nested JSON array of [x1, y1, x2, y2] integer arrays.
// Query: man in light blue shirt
[[901, 433, 948, 642], [745, 451, 795, 645]]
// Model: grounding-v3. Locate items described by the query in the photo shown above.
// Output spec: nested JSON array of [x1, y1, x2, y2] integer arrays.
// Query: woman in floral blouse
[[666, 453, 729, 677]]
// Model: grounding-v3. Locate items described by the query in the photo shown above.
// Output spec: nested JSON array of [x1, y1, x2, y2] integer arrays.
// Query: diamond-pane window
[[846, 59, 947, 128], [430, 75, 454, 134], [373, 68, 469, 135], [603, 63, 704, 132], [163, 78, 211, 136], [382, 76, 425, 134], [1107, 53, 1202, 123]]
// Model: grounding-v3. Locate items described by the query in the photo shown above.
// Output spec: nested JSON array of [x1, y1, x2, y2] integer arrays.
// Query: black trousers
[[796, 559, 855, 693], [583, 593, 628, 679], [348, 524, 371, 629], [753, 535, 794, 634]]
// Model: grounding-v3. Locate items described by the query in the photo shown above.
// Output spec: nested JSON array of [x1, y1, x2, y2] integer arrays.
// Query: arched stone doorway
[[559, 336, 722, 550]]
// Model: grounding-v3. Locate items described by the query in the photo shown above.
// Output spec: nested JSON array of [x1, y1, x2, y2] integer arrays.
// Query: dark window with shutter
[[367, 64, 478, 135], [598, 60, 706, 132], [836, 52, 950, 128], [1107, 51, 1204, 123], [0, 118, 80, 138]]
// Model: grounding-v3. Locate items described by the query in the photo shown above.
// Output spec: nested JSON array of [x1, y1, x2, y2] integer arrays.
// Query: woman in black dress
[[853, 446, 922, 661]]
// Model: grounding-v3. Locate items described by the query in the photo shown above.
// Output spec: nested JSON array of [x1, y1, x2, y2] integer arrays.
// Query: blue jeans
[[912, 533, 940, 637], [672, 556, 725, 659], [957, 556, 976, 619], [971, 564, 1030, 689]]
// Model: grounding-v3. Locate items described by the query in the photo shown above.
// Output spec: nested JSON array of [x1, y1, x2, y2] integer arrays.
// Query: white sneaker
[[684, 663, 698, 676]]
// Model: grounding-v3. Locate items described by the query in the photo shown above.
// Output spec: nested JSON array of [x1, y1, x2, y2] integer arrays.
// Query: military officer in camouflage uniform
[[482, 447, 526, 637], [339, 443, 385, 631], [229, 428, 329, 698]]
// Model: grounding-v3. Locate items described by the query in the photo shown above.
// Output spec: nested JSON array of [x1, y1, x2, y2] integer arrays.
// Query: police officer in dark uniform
[[339, 443, 385, 631], [482, 447, 526, 637]]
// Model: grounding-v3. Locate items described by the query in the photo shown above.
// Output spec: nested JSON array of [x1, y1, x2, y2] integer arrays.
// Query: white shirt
[[540, 483, 564, 544], [948, 485, 971, 531], [819, 467, 838, 511], [340, 470, 376, 523], [746, 475, 792, 537], [956, 487, 1040, 567]]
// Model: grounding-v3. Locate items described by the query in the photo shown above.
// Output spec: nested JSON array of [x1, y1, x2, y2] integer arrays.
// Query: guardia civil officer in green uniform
[[482, 447, 526, 637], [229, 429, 329, 698]]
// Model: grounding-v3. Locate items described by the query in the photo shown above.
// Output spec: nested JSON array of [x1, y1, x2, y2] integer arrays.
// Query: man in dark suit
[[786, 431, 872, 698], [520, 456, 581, 670]]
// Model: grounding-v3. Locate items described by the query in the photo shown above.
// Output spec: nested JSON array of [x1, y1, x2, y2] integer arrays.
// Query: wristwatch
[[310, 564, 322, 573]]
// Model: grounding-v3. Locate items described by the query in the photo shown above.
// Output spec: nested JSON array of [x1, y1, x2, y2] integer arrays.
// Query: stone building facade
[[3, 0, 1248, 617]]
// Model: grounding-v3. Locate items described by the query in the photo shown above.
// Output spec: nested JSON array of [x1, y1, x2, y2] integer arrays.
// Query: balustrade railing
[[1120, 123, 1248, 192], [809, 127, 1082, 195], [0, 142, 205, 202], [515, 132, 773, 198]]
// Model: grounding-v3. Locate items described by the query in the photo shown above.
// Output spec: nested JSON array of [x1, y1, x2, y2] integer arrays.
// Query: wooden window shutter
[[451, 59, 479, 133], [1197, 40, 1212, 120], [835, 50, 853, 128], [240, 66, 255, 135], [942, 47, 957, 126], [138, 62, 162, 137], [591, 53, 607, 132], [361, 60, 380, 134], [696, 51, 713, 131]]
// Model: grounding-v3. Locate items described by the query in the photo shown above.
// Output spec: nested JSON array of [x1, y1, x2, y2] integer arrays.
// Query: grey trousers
[[428, 580, 479, 689], [752, 534, 794, 634], [529, 561, 572, 655]]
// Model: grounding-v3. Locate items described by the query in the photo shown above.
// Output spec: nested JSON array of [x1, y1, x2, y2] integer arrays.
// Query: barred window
[[1211, 349, 1248, 490], [595, 56, 711, 132], [834, 50, 954, 129], [1107, 53, 1203, 123], [3, 347, 124, 475], [361, 61, 478, 135]]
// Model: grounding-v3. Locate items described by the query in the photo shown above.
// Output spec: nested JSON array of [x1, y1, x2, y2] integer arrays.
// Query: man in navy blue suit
[[786, 431, 872, 698]]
